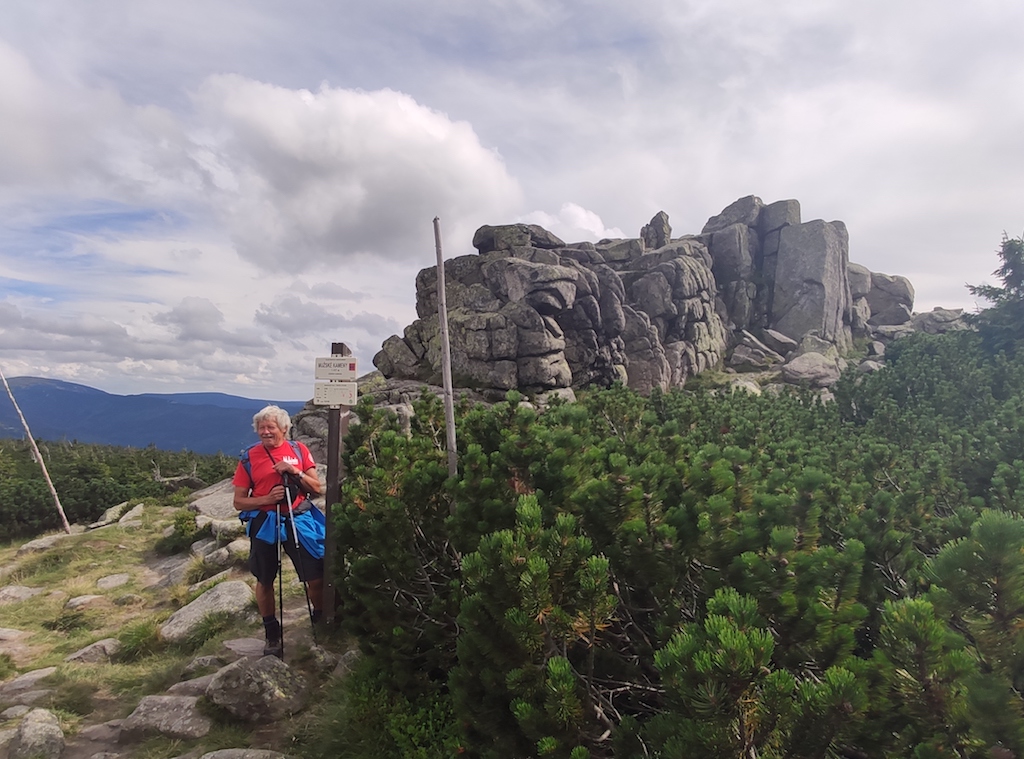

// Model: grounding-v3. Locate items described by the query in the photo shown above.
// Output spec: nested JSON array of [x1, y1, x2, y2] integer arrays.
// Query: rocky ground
[[0, 485, 353, 759]]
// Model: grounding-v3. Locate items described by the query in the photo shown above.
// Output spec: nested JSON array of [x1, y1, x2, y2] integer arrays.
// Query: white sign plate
[[314, 357, 359, 380], [313, 381, 358, 407]]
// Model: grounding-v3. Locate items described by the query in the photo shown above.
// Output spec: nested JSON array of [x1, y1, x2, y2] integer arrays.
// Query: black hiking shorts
[[247, 510, 324, 584]]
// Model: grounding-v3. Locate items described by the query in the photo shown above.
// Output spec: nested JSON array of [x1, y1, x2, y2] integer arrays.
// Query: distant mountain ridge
[[0, 377, 307, 454]]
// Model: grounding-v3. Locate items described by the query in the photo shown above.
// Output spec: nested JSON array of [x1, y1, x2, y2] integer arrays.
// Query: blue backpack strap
[[238, 445, 257, 524], [240, 447, 255, 493]]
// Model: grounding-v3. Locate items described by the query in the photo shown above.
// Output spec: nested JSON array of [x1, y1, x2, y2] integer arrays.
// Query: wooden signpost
[[312, 342, 354, 625]]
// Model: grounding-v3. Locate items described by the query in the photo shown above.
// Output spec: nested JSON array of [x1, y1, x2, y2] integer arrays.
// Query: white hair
[[252, 405, 291, 434]]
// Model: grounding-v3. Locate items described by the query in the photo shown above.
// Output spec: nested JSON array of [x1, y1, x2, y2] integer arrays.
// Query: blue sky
[[1, 0, 1023, 399]]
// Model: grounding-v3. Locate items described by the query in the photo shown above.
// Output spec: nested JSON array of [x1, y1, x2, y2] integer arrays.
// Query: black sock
[[263, 615, 281, 640]]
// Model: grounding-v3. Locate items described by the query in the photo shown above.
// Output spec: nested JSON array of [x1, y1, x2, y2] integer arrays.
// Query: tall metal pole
[[323, 341, 350, 625], [0, 367, 71, 533], [433, 217, 458, 489]]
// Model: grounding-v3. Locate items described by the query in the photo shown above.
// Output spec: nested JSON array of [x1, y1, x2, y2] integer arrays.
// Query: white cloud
[[518, 203, 626, 242], [190, 76, 522, 270]]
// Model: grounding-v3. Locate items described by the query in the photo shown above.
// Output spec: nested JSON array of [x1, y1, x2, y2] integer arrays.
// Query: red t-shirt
[[232, 441, 316, 512]]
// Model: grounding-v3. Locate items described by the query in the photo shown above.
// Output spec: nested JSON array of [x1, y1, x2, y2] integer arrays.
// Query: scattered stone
[[210, 519, 246, 541], [7, 708, 64, 759], [781, 352, 842, 388], [159, 581, 255, 644], [76, 719, 122, 742], [96, 573, 131, 590], [203, 539, 249, 570], [206, 655, 309, 722], [143, 554, 193, 589], [759, 329, 799, 356], [114, 593, 146, 606], [191, 538, 218, 558], [858, 360, 885, 374], [728, 379, 762, 395], [64, 638, 121, 664], [221, 638, 266, 658], [189, 480, 239, 521], [309, 645, 342, 674], [11, 690, 54, 706], [0, 628, 28, 641], [182, 654, 231, 677], [199, 751, 290, 759], [119, 695, 212, 741], [0, 667, 57, 704], [331, 649, 362, 680], [189, 569, 236, 594], [118, 504, 145, 523], [15, 535, 69, 558], [0, 705, 30, 719], [88, 502, 130, 530], [166, 673, 216, 697], [911, 307, 968, 334], [66, 594, 104, 610]]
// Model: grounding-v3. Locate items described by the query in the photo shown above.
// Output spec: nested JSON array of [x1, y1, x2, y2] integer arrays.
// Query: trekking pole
[[276, 497, 285, 660], [283, 475, 319, 645]]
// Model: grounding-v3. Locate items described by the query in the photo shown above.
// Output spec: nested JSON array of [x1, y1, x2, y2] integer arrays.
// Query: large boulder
[[771, 220, 852, 351], [867, 271, 914, 326], [7, 708, 64, 759], [205, 655, 309, 722], [780, 351, 843, 388]]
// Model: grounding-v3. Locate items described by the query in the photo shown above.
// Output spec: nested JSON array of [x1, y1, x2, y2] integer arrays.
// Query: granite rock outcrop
[[374, 195, 966, 395]]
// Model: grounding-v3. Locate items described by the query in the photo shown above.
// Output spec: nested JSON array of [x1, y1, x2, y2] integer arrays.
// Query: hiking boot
[[263, 637, 283, 658]]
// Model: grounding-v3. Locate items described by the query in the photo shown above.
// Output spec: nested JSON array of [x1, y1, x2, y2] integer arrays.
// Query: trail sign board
[[314, 357, 359, 381], [313, 381, 357, 407]]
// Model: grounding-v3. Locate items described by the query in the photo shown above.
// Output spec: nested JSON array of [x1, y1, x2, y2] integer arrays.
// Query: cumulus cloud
[[517, 203, 626, 242], [190, 77, 522, 270], [152, 297, 268, 348]]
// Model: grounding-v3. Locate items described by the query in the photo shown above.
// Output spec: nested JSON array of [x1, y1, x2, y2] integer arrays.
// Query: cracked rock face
[[375, 222, 728, 395], [374, 197, 941, 396]]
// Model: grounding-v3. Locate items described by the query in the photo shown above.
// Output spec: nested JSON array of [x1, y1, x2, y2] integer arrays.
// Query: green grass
[[0, 499, 364, 758]]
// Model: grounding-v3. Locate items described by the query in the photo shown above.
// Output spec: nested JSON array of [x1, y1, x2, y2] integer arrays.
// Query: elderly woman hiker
[[233, 404, 325, 657]]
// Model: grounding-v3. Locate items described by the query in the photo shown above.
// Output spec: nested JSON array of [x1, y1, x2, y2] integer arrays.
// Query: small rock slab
[[97, 573, 131, 590], [120, 695, 212, 741], [118, 504, 145, 523], [0, 667, 57, 703], [15, 534, 69, 557], [88, 501, 130, 529], [159, 580, 254, 643], [142, 554, 192, 589], [221, 638, 266, 658], [66, 594, 104, 610], [189, 479, 238, 520], [65, 638, 121, 664], [166, 673, 216, 696], [0, 587, 45, 605], [7, 707, 64, 759], [200, 751, 290, 759]]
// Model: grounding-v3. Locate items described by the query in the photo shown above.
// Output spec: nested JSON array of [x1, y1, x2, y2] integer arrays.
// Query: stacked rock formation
[[374, 195, 944, 395]]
